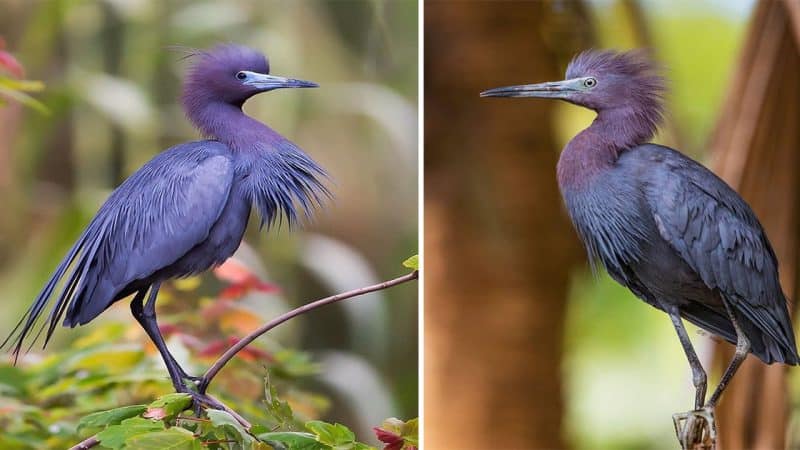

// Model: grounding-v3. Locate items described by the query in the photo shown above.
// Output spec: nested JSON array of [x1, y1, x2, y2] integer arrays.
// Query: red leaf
[[0, 50, 24, 78], [214, 258, 255, 284], [373, 427, 404, 450], [218, 277, 280, 300], [197, 339, 227, 357], [252, 280, 281, 293], [214, 258, 281, 300], [0, 38, 24, 78], [218, 283, 249, 300]]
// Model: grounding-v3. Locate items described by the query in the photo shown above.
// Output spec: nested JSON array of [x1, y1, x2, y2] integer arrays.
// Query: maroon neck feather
[[557, 50, 666, 190]]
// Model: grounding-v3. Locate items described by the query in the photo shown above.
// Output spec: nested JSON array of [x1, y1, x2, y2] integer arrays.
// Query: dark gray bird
[[3, 44, 326, 407], [482, 49, 798, 442]]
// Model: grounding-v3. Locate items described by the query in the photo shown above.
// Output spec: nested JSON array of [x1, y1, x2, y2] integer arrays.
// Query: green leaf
[[206, 409, 255, 445], [258, 431, 326, 450], [401, 255, 419, 270], [0, 82, 48, 114], [124, 427, 200, 450], [146, 393, 193, 418], [78, 404, 147, 432], [96, 417, 165, 449], [264, 374, 297, 429], [273, 349, 321, 378], [304, 421, 355, 446], [0, 77, 44, 92], [66, 346, 144, 373]]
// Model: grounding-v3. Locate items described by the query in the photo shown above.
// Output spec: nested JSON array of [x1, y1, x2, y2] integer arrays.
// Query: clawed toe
[[178, 389, 224, 417], [673, 407, 716, 449]]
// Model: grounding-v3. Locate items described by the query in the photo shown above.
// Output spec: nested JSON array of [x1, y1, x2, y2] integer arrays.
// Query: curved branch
[[199, 270, 418, 392], [69, 436, 99, 450]]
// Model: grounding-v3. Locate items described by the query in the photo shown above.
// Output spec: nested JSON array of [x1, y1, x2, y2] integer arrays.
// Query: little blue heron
[[3, 44, 326, 407], [482, 50, 798, 444]]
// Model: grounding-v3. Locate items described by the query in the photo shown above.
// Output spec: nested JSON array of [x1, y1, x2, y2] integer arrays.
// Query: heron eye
[[236, 71, 247, 80], [584, 77, 597, 88]]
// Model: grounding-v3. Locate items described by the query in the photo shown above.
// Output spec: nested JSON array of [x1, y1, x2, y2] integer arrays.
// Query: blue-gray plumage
[[3, 44, 326, 405], [482, 50, 798, 440]]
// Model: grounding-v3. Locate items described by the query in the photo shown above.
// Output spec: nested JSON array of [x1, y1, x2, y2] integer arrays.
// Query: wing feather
[[4, 141, 234, 357], [641, 145, 797, 363]]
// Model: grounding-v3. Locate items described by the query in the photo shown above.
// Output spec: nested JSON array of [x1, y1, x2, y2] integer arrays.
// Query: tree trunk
[[708, 1, 800, 448], [424, 2, 587, 448]]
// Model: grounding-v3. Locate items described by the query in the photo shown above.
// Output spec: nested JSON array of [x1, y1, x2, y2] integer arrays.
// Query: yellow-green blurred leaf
[[0, 83, 48, 114], [172, 276, 201, 291], [0, 77, 44, 92], [402, 254, 418, 270], [67, 347, 143, 372]]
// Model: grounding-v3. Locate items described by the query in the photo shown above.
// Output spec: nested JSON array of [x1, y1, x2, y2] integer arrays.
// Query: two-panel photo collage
[[0, 1, 798, 449]]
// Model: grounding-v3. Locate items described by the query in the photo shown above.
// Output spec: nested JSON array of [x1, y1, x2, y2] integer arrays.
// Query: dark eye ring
[[236, 71, 247, 80], [584, 77, 597, 88]]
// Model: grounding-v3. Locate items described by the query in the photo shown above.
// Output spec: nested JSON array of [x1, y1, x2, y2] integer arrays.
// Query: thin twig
[[207, 393, 252, 429], [69, 436, 99, 450], [200, 270, 418, 390]]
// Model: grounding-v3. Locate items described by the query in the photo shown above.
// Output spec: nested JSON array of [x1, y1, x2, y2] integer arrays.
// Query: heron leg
[[706, 296, 750, 408], [666, 306, 707, 409], [130, 284, 199, 391], [665, 305, 716, 449]]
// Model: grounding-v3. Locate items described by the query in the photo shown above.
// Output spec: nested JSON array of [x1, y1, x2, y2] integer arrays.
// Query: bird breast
[[561, 177, 653, 277]]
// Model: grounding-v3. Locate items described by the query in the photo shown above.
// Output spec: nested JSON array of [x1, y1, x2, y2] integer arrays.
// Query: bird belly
[[158, 193, 251, 280], [173, 199, 250, 277], [629, 238, 721, 309]]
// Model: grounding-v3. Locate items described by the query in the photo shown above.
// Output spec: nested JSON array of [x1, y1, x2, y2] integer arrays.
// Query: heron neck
[[188, 101, 284, 150], [557, 107, 653, 190], [592, 106, 657, 150]]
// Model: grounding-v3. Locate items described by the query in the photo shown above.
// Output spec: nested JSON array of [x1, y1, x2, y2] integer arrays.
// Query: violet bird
[[482, 50, 798, 444], [3, 44, 326, 407]]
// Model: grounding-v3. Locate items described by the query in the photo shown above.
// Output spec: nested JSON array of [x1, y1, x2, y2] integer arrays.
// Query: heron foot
[[672, 406, 716, 450], [180, 372, 203, 386], [176, 387, 226, 417]]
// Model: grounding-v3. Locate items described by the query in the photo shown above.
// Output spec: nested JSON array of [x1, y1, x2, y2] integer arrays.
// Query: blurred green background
[[0, 0, 418, 443]]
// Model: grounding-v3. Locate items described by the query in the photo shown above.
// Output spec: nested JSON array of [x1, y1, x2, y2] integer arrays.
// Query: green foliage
[[96, 418, 166, 449], [304, 421, 370, 450], [75, 386, 378, 449], [78, 405, 148, 432], [0, 260, 417, 449], [401, 255, 419, 271], [0, 329, 397, 449]]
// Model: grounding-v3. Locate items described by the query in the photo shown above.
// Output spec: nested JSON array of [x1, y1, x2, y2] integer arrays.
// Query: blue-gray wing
[[4, 140, 234, 355], [642, 145, 796, 362]]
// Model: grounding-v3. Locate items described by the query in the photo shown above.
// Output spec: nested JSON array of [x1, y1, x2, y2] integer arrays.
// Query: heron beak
[[243, 72, 318, 90], [480, 79, 580, 98]]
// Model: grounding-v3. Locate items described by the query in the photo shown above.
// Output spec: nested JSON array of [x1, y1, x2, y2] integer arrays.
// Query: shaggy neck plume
[[557, 107, 657, 191], [181, 92, 282, 150]]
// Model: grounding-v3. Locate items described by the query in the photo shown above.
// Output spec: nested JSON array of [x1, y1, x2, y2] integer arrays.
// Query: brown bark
[[424, 2, 586, 449], [709, 1, 800, 448]]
